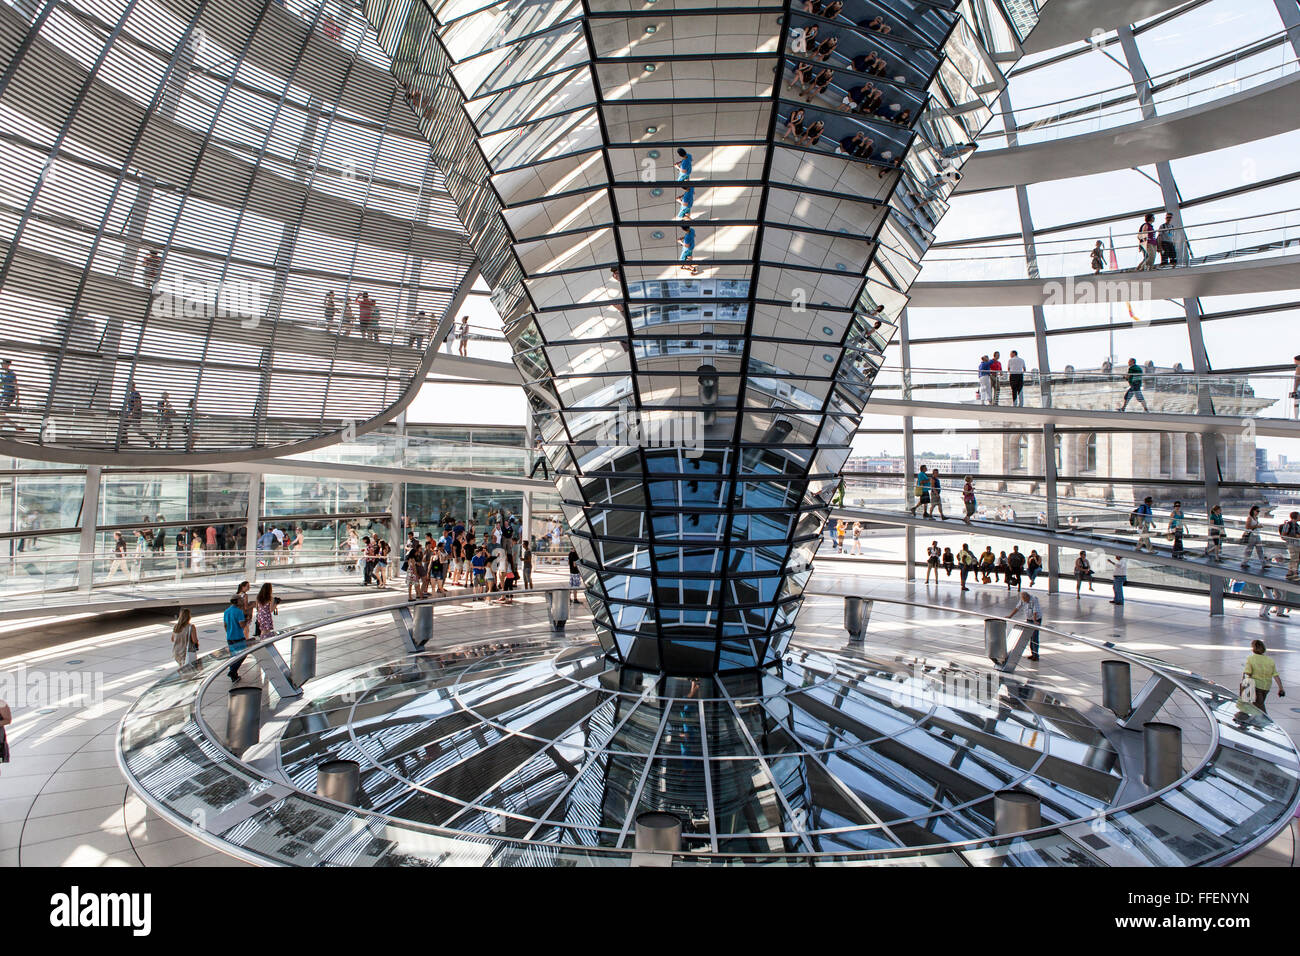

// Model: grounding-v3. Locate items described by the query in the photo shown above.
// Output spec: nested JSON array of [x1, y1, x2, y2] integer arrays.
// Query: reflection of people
[[1242, 640, 1284, 713]]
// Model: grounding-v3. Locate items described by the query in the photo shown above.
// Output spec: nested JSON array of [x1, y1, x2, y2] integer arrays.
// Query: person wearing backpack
[[1118, 358, 1149, 412], [1132, 496, 1154, 551], [1280, 511, 1300, 580]]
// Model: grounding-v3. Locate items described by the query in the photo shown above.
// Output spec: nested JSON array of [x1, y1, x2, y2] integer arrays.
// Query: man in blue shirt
[[977, 355, 992, 404], [0, 359, 18, 408], [677, 184, 695, 220], [224, 597, 248, 681], [471, 546, 489, 597], [674, 148, 692, 181], [679, 225, 697, 274]]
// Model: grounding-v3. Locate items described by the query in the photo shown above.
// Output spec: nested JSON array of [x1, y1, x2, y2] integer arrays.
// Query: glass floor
[[276, 637, 1125, 855]]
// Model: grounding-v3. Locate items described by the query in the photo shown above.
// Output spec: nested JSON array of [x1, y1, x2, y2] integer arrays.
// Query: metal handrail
[[114, 588, 1298, 866]]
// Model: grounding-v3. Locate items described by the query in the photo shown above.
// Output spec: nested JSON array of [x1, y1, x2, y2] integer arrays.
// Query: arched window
[[1053, 433, 1062, 471], [1015, 434, 1028, 471], [1186, 437, 1200, 477], [1085, 433, 1097, 472], [1159, 433, 1171, 475]]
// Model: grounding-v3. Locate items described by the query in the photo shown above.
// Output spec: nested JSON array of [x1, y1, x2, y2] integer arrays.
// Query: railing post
[[316, 759, 361, 804], [291, 633, 317, 687], [1101, 659, 1132, 718], [226, 686, 261, 757], [1142, 722, 1183, 789], [993, 790, 1041, 835], [548, 588, 569, 630], [844, 596, 871, 642]]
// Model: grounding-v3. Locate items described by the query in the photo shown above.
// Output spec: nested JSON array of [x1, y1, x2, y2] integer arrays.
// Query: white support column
[[245, 473, 262, 581], [77, 465, 102, 592]]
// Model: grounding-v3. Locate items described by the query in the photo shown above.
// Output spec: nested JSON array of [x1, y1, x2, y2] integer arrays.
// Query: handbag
[[1239, 678, 1256, 705]]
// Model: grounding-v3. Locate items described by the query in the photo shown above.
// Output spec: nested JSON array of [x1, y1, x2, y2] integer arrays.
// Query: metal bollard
[[291, 633, 317, 687], [635, 812, 682, 853], [984, 618, 1007, 665], [1142, 722, 1183, 790], [548, 588, 570, 630], [226, 686, 262, 757], [316, 759, 361, 804], [993, 789, 1041, 836], [844, 596, 870, 643], [1101, 659, 1132, 718], [413, 604, 433, 649]]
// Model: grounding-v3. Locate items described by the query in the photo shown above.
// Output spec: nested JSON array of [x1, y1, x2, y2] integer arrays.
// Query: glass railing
[[978, 36, 1299, 147], [0, 547, 377, 604], [117, 590, 1299, 866], [833, 477, 1300, 591], [870, 366, 1296, 421], [287, 431, 535, 476], [918, 208, 1300, 282]]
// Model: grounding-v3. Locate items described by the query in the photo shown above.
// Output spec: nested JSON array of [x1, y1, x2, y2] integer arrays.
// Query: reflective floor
[[277, 636, 1125, 854]]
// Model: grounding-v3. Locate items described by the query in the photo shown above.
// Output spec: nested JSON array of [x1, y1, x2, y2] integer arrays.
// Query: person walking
[[1108, 554, 1128, 605], [928, 469, 946, 520], [977, 355, 992, 405], [254, 583, 278, 641], [925, 540, 941, 584], [224, 595, 249, 682], [568, 546, 582, 603], [961, 475, 976, 525], [851, 521, 862, 554], [1007, 350, 1026, 407], [957, 544, 976, 592], [1074, 551, 1094, 594], [1008, 591, 1043, 661], [1280, 510, 1300, 580], [170, 608, 199, 672], [0, 696, 10, 775], [1291, 354, 1300, 420], [1118, 358, 1150, 412], [1132, 496, 1155, 552], [458, 315, 470, 356], [1157, 213, 1177, 268], [908, 464, 930, 517], [1090, 241, 1105, 274], [1241, 505, 1265, 569], [1167, 501, 1187, 558], [1136, 213, 1157, 271], [835, 519, 846, 552], [1204, 504, 1225, 561], [1242, 640, 1284, 713], [521, 539, 534, 590], [988, 351, 1003, 405]]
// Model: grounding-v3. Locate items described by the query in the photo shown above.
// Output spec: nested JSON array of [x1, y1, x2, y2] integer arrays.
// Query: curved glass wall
[[0, 0, 478, 462], [852, 0, 1300, 612]]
